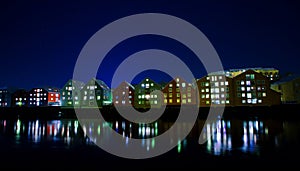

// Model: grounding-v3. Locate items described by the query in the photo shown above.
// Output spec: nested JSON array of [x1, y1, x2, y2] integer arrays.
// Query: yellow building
[[271, 76, 300, 104]]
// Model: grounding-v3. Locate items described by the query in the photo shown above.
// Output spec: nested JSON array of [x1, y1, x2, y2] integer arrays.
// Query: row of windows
[[201, 93, 229, 99], [163, 98, 192, 104], [30, 93, 47, 96], [138, 100, 158, 105], [200, 81, 229, 87], [201, 88, 229, 93], [15, 98, 27, 101], [29, 98, 47, 101], [163, 93, 192, 98], [237, 86, 266, 92], [115, 95, 133, 99], [169, 83, 187, 88], [203, 100, 230, 104], [237, 92, 267, 98], [236, 80, 265, 85], [242, 99, 262, 104], [115, 100, 132, 104]]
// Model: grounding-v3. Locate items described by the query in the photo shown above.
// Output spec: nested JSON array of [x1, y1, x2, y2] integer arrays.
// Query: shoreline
[[0, 104, 299, 121]]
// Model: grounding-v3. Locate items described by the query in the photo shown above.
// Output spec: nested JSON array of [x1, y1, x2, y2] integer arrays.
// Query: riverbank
[[0, 104, 299, 120]]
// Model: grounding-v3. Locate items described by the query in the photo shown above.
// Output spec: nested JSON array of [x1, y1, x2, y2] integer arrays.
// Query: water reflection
[[0, 117, 292, 156]]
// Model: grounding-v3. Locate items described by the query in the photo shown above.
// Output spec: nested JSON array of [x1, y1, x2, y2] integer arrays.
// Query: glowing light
[[177, 140, 182, 153], [98, 125, 101, 135], [151, 139, 155, 148]]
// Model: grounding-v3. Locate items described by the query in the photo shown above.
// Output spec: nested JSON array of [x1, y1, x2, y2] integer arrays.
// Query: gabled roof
[[90, 78, 110, 90], [63, 79, 85, 90]]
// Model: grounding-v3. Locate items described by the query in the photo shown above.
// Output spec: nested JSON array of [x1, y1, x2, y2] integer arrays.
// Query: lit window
[[138, 95, 141, 99], [187, 93, 191, 97], [154, 100, 157, 104], [257, 86, 261, 91], [242, 93, 245, 97], [151, 83, 154, 86], [182, 83, 186, 87], [146, 79, 149, 81], [220, 82, 224, 86], [201, 94, 205, 98], [206, 94, 209, 98], [62, 97, 65, 100], [122, 101, 125, 104], [247, 93, 252, 98], [206, 88, 209, 93], [176, 93, 180, 97], [182, 94, 186, 98], [258, 99, 262, 103], [15, 98, 18, 101], [247, 99, 252, 103], [115, 101, 119, 104], [90, 96, 94, 100], [211, 94, 215, 99], [262, 92, 266, 97], [164, 99, 167, 103], [97, 96, 101, 100], [146, 84, 149, 88], [188, 99, 191, 103], [247, 87, 251, 92], [177, 99, 180, 103], [241, 87, 245, 91], [169, 99, 173, 103], [83, 96, 87, 100], [242, 100, 246, 104], [226, 100, 230, 104], [225, 81, 229, 86], [182, 99, 186, 104], [246, 81, 251, 86], [221, 88, 225, 92], [169, 93, 172, 97], [206, 101, 210, 104], [214, 82, 219, 87], [221, 100, 225, 104], [219, 76, 223, 80], [205, 82, 209, 87], [201, 89, 205, 93], [215, 88, 219, 93], [141, 84, 145, 87], [206, 77, 210, 80], [241, 81, 245, 85], [169, 84, 173, 87]]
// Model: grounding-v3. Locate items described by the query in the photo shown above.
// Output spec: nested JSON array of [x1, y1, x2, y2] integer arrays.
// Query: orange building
[[162, 77, 197, 106], [112, 81, 135, 107]]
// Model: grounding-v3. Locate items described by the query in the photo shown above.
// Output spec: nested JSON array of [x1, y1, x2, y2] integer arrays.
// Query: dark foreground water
[[0, 114, 300, 168]]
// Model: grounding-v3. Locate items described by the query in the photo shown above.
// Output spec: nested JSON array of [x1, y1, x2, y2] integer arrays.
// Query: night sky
[[1, 0, 299, 89]]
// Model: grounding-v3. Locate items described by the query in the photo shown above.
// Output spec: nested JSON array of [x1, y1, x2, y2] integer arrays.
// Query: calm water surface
[[0, 114, 300, 168]]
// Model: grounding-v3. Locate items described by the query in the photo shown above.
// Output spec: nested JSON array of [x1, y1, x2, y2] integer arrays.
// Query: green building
[[60, 79, 84, 107]]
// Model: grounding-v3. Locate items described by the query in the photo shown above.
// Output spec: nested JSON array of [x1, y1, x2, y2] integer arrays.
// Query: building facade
[[28, 87, 60, 107], [11, 89, 28, 107], [80, 78, 112, 107], [162, 77, 197, 106], [112, 81, 134, 107], [271, 76, 300, 104], [232, 70, 281, 106], [60, 79, 84, 107], [197, 74, 233, 107], [0, 87, 16, 107], [134, 78, 162, 108]]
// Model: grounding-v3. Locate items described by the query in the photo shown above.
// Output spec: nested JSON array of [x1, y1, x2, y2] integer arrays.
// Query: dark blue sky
[[1, 0, 299, 89]]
